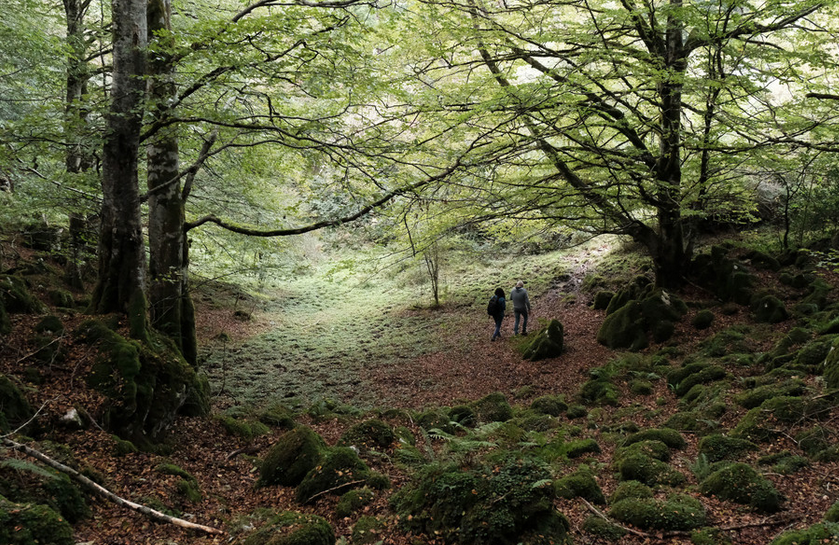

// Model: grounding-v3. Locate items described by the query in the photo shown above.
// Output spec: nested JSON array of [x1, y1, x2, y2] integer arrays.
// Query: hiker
[[488, 287, 506, 341], [510, 280, 531, 336]]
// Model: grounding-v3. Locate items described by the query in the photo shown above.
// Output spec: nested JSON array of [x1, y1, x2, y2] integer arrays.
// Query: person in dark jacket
[[510, 280, 531, 336], [490, 287, 506, 341]]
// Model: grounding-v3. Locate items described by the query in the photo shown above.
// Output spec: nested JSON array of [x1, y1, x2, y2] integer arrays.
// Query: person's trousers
[[514, 309, 528, 334], [492, 315, 503, 339]]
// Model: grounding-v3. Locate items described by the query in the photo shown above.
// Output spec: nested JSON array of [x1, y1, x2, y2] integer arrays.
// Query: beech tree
[[407, 0, 834, 287]]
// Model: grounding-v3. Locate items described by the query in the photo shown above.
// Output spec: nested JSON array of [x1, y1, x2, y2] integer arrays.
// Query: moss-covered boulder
[[0, 495, 74, 545], [605, 276, 653, 315], [352, 515, 385, 545], [258, 402, 296, 430], [243, 511, 334, 545], [530, 395, 567, 417], [78, 320, 207, 443], [698, 462, 782, 513], [338, 419, 395, 451], [731, 408, 777, 443], [597, 300, 648, 350], [697, 434, 758, 463], [391, 458, 570, 545], [521, 319, 564, 361], [753, 295, 788, 324], [553, 467, 605, 504], [582, 516, 626, 541], [259, 426, 326, 487], [0, 274, 46, 314], [614, 440, 671, 463], [0, 459, 89, 523], [770, 523, 839, 545], [734, 380, 806, 409], [0, 374, 33, 433], [824, 337, 839, 389], [663, 411, 716, 435], [295, 447, 373, 504], [615, 453, 686, 486], [623, 428, 686, 450], [670, 364, 727, 397], [610, 493, 706, 531], [692, 309, 715, 330], [336, 487, 375, 517], [609, 480, 653, 503], [563, 438, 601, 459], [796, 426, 832, 457], [592, 291, 614, 310], [825, 500, 839, 523], [578, 377, 619, 406], [471, 392, 514, 423]]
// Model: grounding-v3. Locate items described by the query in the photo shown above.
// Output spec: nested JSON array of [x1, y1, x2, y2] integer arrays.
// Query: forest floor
[[2, 240, 839, 545]]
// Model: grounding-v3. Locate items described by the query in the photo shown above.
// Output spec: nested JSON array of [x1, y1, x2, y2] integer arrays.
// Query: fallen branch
[[303, 479, 366, 504], [580, 498, 651, 538], [1, 438, 224, 536]]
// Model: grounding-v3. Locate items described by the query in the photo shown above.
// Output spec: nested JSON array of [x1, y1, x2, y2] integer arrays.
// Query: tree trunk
[[146, 0, 197, 363], [90, 0, 148, 339]]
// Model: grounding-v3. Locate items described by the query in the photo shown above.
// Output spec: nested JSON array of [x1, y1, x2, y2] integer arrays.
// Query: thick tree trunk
[[146, 0, 197, 364], [90, 0, 148, 339]]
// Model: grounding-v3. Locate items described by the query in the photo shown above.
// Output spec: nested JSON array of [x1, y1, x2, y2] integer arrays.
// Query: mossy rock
[[259, 426, 326, 487], [623, 428, 686, 449], [745, 250, 781, 271], [597, 300, 648, 351], [0, 274, 46, 314], [801, 278, 832, 311], [34, 315, 64, 335], [554, 467, 605, 504], [582, 515, 626, 541], [391, 457, 570, 545], [691, 527, 733, 545], [668, 361, 711, 388], [0, 374, 33, 433], [758, 396, 807, 423], [698, 462, 782, 513], [793, 338, 834, 371], [338, 419, 395, 451], [175, 478, 202, 503], [258, 402, 296, 430], [449, 405, 477, 427], [731, 408, 777, 443], [566, 405, 588, 419], [0, 495, 74, 545], [216, 415, 270, 440], [663, 411, 715, 435], [295, 447, 372, 504], [629, 379, 654, 395], [692, 310, 715, 330], [47, 289, 74, 308], [697, 434, 758, 463], [824, 337, 839, 389], [734, 380, 807, 409], [242, 511, 334, 545], [394, 444, 427, 467], [770, 522, 839, 545], [609, 480, 653, 503], [796, 426, 833, 457], [825, 500, 839, 523], [352, 515, 385, 544], [471, 392, 513, 423], [592, 291, 614, 310], [700, 327, 752, 357], [615, 453, 686, 486], [610, 493, 706, 531], [335, 487, 375, 518], [563, 438, 601, 459], [0, 459, 89, 523], [78, 321, 205, 442], [672, 365, 727, 397], [521, 319, 564, 361], [416, 408, 453, 432], [530, 395, 567, 417], [605, 277, 652, 315], [578, 378, 619, 406], [614, 440, 671, 463], [752, 295, 789, 324]]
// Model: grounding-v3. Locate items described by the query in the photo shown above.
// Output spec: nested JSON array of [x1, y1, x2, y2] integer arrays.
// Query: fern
[[1, 458, 57, 480]]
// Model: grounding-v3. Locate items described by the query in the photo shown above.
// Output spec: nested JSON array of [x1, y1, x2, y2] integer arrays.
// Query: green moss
[[699, 462, 781, 513], [0, 274, 46, 314], [699, 327, 751, 357], [338, 419, 395, 450], [753, 295, 788, 323], [471, 392, 514, 423], [0, 374, 33, 433], [175, 478, 202, 503], [0, 299, 9, 336], [259, 426, 326, 487], [825, 500, 839, 522], [796, 426, 832, 456], [449, 405, 477, 426], [566, 405, 588, 419], [734, 380, 806, 409], [663, 412, 715, 435], [691, 527, 733, 545], [530, 395, 567, 416], [610, 480, 653, 503], [391, 458, 569, 545], [615, 440, 671, 463], [772, 455, 809, 475], [295, 447, 371, 504], [521, 319, 564, 361], [582, 515, 626, 541], [243, 511, 334, 545], [630, 379, 654, 395], [770, 522, 839, 545], [623, 428, 686, 449], [758, 396, 807, 423], [825, 337, 839, 389], [615, 453, 686, 486], [112, 436, 138, 456], [610, 494, 706, 531], [216, 415, 271, 440], [34, 315, 64, 335], [0, 495, 74, 545], [597, 300, 648, 351], [697, 434, 757, 463], [553, 467, 605, 504], [731, 408, 777, 443], [335, 487, 375, 517], [592, 291, 614, 310], [579, 378, 619, 406], [563, 438, 601, 459], [352, 515, 385, 544], [0, 458, 90, 524]]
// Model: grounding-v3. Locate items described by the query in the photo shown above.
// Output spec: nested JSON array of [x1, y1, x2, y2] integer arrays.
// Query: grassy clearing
[[199, 240, 597, 410]]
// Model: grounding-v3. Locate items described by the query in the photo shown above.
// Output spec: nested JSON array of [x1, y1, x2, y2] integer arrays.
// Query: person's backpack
[[487, 295, 499, 316]]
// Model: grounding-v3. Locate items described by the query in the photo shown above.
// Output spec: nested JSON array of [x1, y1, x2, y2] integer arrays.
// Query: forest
[[3, 0, 839, 543]]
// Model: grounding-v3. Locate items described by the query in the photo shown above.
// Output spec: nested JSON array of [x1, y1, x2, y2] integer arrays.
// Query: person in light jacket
[[510, 280, 531, 336]]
